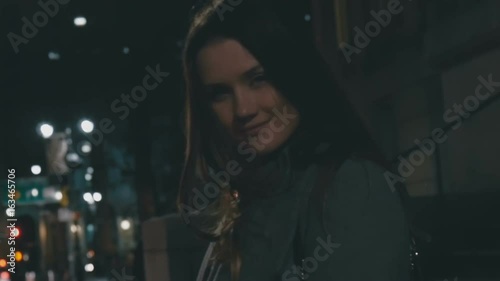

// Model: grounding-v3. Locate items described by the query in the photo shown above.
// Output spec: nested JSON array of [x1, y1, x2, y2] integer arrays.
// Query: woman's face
[[196, 38, 300, 155]]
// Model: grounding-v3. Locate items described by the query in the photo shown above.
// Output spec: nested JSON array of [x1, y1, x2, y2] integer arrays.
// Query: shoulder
[[323, 156, 406, 230], [326, 156, 391, 200], [309, 156, 410, 280], [331, 156, 396, 200]]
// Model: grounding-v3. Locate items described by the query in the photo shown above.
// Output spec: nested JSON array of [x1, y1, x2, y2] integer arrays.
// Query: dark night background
[[1, 0, 499, 281]]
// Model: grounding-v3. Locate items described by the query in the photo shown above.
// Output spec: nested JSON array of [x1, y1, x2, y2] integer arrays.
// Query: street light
[[39, 123, 54, 139], [92, 192, 102, 202], [83, 192, 94, 204], [84, 263, 94, 272], [80, 120, 94, 133], [55, 191, 63, 201], [84, 173, 92, 181], [31, 165, 41, 175], [66, 152, 82, 167], [80, 141, 92, 154], [36, 119, 95, 281], [74, 16, 87, 27], [48, 51, 60, 61], [31, 188, 39, 197], [120, 219, 131, 230]]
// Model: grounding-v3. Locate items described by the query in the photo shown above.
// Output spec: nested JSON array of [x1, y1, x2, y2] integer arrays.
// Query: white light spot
[[93, 192, 102, 202], [80, 119, 94, 133], [31, 188, 39, 197], [81, 142, 92, 154], [83, 192, 94, 203], [122, 46, 130, 54], [31, 165, 42, 175], [120, 219, 131, 230], [304, 14, 311, 22], [6, 208, 15, 217], [85, 173, 92, 181], [74, 16, 87, 27], [66, 152, 80, 163], [84, 263, 94, 272], [55, 191, 63, 200], [48, 51, 60, 61], [39, 123, 54, 138]]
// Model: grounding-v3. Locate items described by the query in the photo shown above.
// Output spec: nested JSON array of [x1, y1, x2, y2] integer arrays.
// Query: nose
[[233, 87, 258, 123]]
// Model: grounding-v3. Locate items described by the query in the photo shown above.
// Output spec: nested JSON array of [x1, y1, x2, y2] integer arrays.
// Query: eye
[[249, 73, 268, 87], [207, 85, 232, 102]]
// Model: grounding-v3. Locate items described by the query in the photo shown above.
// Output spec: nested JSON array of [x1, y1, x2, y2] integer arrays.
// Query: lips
[[239, 121, 269, 136]]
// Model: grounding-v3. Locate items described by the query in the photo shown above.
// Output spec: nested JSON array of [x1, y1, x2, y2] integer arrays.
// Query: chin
[[232, 118, 300, 157], [239, 124, 299, 156], [253, 143, 278, 155], [248, 135, 288, 156]]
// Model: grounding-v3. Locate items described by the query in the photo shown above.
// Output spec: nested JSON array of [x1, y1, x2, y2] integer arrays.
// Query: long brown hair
[[177, 0, 382, 279]]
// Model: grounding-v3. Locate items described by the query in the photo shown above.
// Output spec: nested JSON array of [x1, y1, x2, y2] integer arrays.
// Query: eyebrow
[[241, 64, 264, 79]]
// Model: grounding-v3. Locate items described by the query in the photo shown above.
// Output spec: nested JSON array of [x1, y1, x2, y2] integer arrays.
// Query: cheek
[[211, 102, 234, 128], [257, 86, 281, 111]]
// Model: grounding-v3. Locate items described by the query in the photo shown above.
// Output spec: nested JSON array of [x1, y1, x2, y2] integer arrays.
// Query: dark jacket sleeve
[[322, 158, 411, 281]]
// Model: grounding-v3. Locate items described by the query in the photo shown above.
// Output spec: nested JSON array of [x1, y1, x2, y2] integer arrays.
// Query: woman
[[177, 0, 411, 280]]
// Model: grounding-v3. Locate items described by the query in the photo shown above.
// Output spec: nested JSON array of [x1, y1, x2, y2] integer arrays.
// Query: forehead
[[196, 38, 259, 84]]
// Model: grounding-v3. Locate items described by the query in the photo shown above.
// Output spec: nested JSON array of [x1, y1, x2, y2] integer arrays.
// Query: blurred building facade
[[310, 0, 500, 279]]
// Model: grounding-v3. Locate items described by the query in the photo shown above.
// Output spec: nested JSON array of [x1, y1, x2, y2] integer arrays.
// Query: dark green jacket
[[197, 138, 410, 281]]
